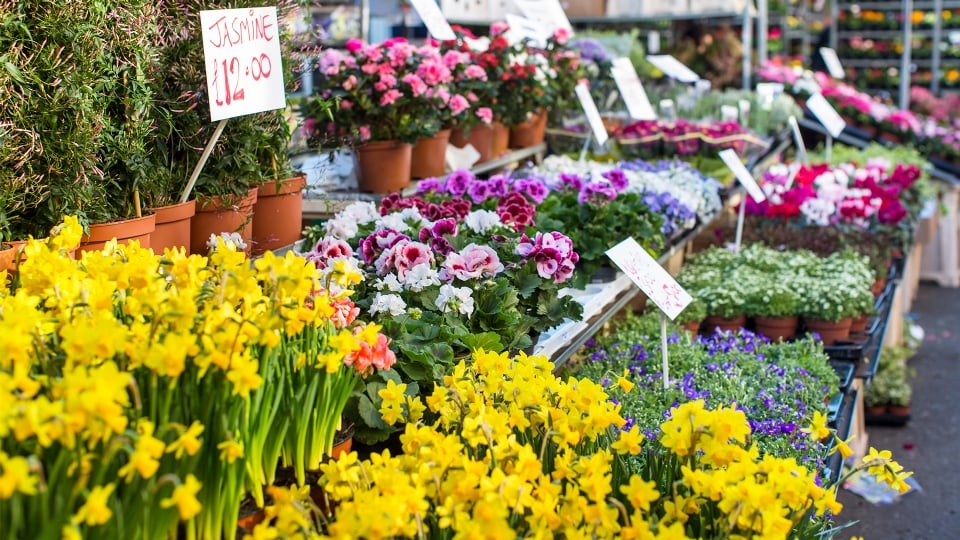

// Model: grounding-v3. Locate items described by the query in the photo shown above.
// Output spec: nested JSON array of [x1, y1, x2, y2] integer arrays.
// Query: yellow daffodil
[[160, 474, 203, 521], [72, 483, 115, 526], [801, 411, 831, 441]]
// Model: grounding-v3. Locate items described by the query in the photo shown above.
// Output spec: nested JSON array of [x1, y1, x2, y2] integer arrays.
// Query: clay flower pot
[[680, 320, 702, 335], [887, 404, 911, 417], [191, 187, 258, 256], [354, 140, 413, 194], [509, 110, 548, 149], [80, 213, 156, 254], [491, 120, 510, 158], [704, 314, 747, 335], [151, 199, 196, 255], [804, 317, 853, 346], [411, 128, 451, 179], [252, 175, 307, 256], [850, 313, 870, 333], [754, 315, 799, 342], [450, 123, 494, 164]]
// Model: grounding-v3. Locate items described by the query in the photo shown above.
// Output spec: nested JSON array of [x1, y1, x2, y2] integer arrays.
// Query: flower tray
[[829, 360, 855, 393], [822, 384, 859, 486]]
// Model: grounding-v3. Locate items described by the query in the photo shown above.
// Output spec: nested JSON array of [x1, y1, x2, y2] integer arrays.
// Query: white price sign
[[200, 7, 286, 121], [819, 47, 845, 79], [606, 238, 692, 321], [719, 149, 766, 203], [408, 0, 456, 41], [646, 54, 700, 83], [505, 13, 548, 47], [575, 82, 608, 146], [611, 57, 656, 121], [788, 115, 808, 165], [806, 92, 847, 138], [513, 0, 573, 34]]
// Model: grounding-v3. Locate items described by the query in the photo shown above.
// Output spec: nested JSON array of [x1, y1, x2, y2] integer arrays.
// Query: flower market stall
[[2, 2, 944, 537]]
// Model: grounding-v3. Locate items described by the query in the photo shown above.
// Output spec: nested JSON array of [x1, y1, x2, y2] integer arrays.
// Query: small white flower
[[206, 232, 247, 252], [340, 201, 380, 225], [464, 210, 503, 234], [377, 213, 410, 233], [325, 217, 358, 240], [402, 263, 441, 292], [374, 273, 403, 292], [436, 284, 474, 317], [369, 293, 407, 317]]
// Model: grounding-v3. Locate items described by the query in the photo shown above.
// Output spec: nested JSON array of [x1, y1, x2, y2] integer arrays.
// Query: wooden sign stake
[[180, 119, 228, 203], [661, 311, 670, 390]]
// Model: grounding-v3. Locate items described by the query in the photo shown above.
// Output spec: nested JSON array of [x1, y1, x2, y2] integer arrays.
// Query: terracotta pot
[[871, 276, 887, 297], [509, 110, 548, 149], [450, 123, 494, 164], [491, 121, 510, 158], [354, 140, 412, 194], [237, 510, 266, 531], [331, 435, 353, 459], [411, 129, 451, 179], [704, 314, 747, 335], [887, 404, 911, 417], [151, 199, 196, 255], [754, 315, 799, 342], [0, 244, 17, 273], [865, 405, 887, 416], [680, 320, 702, 335], [252, 175, 307, 256], [80, 213, 156, 254], [191, 188, 258, 256], [804, 317, 853, 346], [850, 313, 869, 333], [4, 238, 76, 269]]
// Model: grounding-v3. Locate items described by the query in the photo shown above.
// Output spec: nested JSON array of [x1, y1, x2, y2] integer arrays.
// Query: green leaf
[[357, 393, 391, 430], [460, 332, 504, 353], [4, 61, 25, 84]]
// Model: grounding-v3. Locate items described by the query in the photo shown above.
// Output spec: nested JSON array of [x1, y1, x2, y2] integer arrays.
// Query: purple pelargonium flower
[[416, 176, 445, 195], [360, 229, 410, 264], [558, 173, 585, 192], [467, 180, 491, 204], [515, 231, 579, 284], [578, 180, 618, 204], [512, 177, 549, 204], [602, 169, 629, 192], [444, 169, 475, 197], [486, 174, 510, 198]]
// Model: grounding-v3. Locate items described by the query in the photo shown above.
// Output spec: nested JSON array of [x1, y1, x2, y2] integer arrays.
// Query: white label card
[[719, 149, 766, 203], [606, 238, 692, 320], [408, 0, 456, 41], [788, 115, 808, 165], [806, 92, 847, 138], [512, 0, 573, 34], [646, 54, 699, 83], [819, 47, 845, 79], [200, 7, 286, 121], [575, 82, 608, 146], [611, 57, 656, 121], [505, 14, 548, 47]]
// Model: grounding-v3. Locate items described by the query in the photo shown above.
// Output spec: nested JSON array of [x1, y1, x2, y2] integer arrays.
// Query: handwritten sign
[[719, 149, 766, 203], [200, 7, 285, 121], [646, 54, 699, 83], [606, 238, 692, 320], [819, 47, 845, 79], [505, 13, 548, 47], [408, 0, 456, 41], [806, 92, 847, 138], [575, 82, 608, 146], [513, 0, 573, 34], [611, 57, 656, 120]]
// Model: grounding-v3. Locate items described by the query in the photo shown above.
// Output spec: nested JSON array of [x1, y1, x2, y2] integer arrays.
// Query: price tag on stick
[[606, 237, 692, 390], [611, 57, 656, 120], [806, 93, 846, 138], [788, 115, 808, 165], [575, 82, 609, 147], [819, 47, 846, 79], [719, 149, 766, 203], [200, 7, 286, 121], [646, 55, 700, 83], [408, 0, 456, 41]]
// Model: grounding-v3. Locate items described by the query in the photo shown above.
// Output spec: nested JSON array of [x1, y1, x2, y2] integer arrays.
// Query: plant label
[[512, 0, 573, 34], [819, 47, 845, 79], [575, 82, 608, 146], [719, 149, 766, 203], [606, 238, 692, 321], [611, 57, 656, 121], [200, 7, 286, 121], [409, 0, 456, 41], [806, 92, 846, 138], [788, 115, 808, 165], [647, 31, 660, 54], [505, 14, 548, 47], [646, 55, 699, 83]]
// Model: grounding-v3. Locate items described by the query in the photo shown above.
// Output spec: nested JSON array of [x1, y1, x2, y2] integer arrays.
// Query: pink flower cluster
[[441, 244, 504, 281], [374, 239, 435, 281], [515, 232, 579, 284], [305, 238, 354, 270], [496, 192, 536, 231]]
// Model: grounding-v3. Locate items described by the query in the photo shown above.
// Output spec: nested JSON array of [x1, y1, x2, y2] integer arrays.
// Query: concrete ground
[[837, 283, 960, 538]]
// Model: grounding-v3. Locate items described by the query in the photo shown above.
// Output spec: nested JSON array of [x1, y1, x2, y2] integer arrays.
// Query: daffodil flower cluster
[[0, 218, 395, 540], [314, 350, 892, 539]]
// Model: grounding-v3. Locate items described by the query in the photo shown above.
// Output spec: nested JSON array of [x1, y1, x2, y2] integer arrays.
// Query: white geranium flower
[[402, 263, 441, 292], [369, 293, 407, 317], [325, 217, 358, 240], [206, 232, 247, 252], [436, 284, 475, 317], [374, 273, 403, 292], [341, 201, 380, 225], [464, 210, 503, 234], [377, 213, 410, 233]]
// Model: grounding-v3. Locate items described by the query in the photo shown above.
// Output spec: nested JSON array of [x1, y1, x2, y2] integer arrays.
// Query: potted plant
[[746, 278, 802, 342], [674, 296, 706, 335], [700, 284, 749, 334], [800, 279, 863, 346], [440, 27, 501, 163]]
